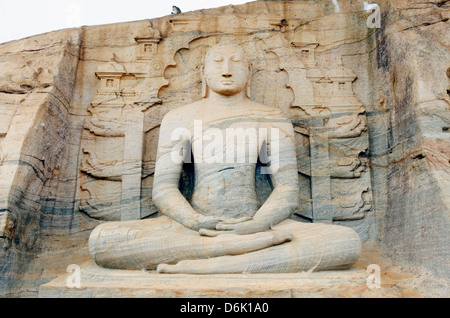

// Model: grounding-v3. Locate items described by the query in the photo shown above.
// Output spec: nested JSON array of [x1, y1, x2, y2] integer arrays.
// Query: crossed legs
[[157, 219, 361, 274], [89, 215, 292, 270], [89, 216, 361, 273]]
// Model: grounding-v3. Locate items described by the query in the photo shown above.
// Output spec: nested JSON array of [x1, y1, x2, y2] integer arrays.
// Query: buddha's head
[[201, 43, 251, 98]]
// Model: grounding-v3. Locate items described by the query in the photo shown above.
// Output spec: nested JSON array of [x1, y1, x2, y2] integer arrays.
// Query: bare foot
[[156, 263, 172, 274], [271, 231, 293, 245]]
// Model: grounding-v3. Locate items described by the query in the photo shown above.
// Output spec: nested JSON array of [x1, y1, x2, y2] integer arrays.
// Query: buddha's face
[[203, 44, 250, 96]]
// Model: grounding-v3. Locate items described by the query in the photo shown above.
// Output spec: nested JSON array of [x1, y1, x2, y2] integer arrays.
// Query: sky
[[0, 0, 251, 44]]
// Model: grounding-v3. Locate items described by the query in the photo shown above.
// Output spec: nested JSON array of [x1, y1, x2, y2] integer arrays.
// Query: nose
[[221, 59, 232, 78]]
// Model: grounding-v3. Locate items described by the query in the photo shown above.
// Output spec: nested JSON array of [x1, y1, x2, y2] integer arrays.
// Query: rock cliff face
[[374, 0, 449, 280], [0, 29, 83, 295], [0, 0, 448, 296]]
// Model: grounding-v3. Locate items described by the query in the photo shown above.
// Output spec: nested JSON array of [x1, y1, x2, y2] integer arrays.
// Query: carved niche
[[287, 34, 374, 241]]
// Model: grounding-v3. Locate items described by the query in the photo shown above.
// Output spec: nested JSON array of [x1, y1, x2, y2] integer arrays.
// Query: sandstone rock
[[0, 0, 448, 297]]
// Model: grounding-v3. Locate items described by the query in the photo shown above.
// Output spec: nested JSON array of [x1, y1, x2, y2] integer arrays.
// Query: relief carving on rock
[[275, 32, 374, 239], [78, 54, 146, 221], [87, 42, 362, 273], [78, 23, 206, 222], [76, 15, 375, 241]]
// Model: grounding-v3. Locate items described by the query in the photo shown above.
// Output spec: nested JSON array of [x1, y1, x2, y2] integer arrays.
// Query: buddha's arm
[[152, 113, 210, 231], [250, 119, 300, 228]]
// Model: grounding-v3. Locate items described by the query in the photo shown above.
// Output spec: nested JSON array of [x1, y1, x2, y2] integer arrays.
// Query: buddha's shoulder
[[161, 100, 205, 122], [246, 101, 289, 119]]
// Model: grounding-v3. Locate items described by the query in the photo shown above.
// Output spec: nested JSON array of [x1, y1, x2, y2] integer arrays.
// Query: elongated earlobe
[[202, 80, 207, 98], [246, 64, 252, 98], [201, 65, 208, 98]]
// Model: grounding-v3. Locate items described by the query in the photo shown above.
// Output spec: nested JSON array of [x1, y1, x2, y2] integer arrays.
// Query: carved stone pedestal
[[39, 261, 370, 298]]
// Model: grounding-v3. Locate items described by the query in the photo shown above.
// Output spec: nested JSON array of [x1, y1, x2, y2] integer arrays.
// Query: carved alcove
[[77, 13, 375, 241], [79, 56, 150, 221]]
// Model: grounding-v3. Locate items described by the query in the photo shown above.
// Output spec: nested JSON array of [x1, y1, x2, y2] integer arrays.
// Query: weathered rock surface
[[374, 0, 450, 281], [0, 0, 448, 297]]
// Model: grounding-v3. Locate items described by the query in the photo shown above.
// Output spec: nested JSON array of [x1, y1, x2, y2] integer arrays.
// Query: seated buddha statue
[[88, 43, 361, 274]]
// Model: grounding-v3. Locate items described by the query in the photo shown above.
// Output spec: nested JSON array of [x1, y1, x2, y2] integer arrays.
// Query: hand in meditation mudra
[[88, 43, 361, 274]]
